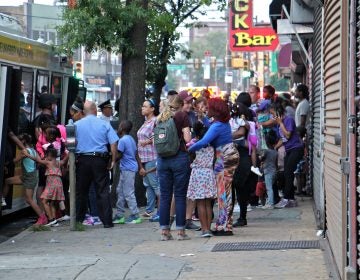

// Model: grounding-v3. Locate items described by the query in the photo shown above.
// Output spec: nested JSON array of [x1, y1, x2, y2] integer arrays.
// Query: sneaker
[[251, 166, 263, 176], [113, 216, 125, 224], [185, 219, 201, 230], [149, 214, 160, 222], [142, 211, 153, 218], [92, 216, 103, 225], [35, 213, 48, 225], [201, 231, 212, 238], [58, 215, 70, 222], [1, 198, 6, 207], [125, 215, 142, 224], [51, 221, 59, 227], [82, 215, 94, 226], [45, 219, 58, 227], [286, 200, 298, 208], [274, 198, 289, 208], [247, 204, 253, 212], [262, 204, 274, 210]]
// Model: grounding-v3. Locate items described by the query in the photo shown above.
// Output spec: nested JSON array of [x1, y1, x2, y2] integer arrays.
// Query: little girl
[[25, 147, 65, 227], [38, 125, 67, 161], [2, 134, 46, 225], [186, 122, 217, 238]]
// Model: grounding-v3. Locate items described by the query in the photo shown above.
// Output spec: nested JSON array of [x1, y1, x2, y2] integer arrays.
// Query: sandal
[[177, 233, 191, 241], [160, 232, 173, 241]]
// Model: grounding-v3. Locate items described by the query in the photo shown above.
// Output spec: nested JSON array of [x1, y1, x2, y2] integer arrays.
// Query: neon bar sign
[[229, 0, 279, 51]]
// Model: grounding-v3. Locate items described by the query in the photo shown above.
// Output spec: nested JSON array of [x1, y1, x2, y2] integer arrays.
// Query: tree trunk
[[152, 35, 170, 103], [120, 0, 148, 206]]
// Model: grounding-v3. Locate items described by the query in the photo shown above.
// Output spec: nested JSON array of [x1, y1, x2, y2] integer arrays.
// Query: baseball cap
[[178, 90, 194, 102]]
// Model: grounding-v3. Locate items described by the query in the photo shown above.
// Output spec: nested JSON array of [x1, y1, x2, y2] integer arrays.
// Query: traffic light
[[210, 56, 217, 69], [74, 61, 83, 79], [194, 58, 201, 70], [231, 57, 243, 68], [264, 53, 269, 66], [243, 60, 249, 70]]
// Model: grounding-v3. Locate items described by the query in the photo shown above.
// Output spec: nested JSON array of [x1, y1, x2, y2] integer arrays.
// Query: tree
[[146, 1, 226, 102], [58, 0, 148, 134]]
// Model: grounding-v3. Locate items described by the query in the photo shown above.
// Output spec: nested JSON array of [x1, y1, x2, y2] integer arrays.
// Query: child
[[25, 147, 65, 227], [230, 103, 262, 176], [113, 120, 142, 224], [186, 122, 217, 238], [260, 130, 278, 210], [38, 125, 67, 161], [257, 99, 273, 151], [2, 134, 47, 225]]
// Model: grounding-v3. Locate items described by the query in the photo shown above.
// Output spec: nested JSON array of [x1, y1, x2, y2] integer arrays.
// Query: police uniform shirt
[[75, 115, 119, 153], [99, 114, 112, 122]]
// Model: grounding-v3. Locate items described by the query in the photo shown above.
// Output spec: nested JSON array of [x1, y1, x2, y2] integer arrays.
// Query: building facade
[[270, 0, 359, 278]]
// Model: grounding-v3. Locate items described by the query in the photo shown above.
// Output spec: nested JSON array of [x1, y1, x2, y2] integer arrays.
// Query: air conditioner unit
[[290, 0, 314, 24]]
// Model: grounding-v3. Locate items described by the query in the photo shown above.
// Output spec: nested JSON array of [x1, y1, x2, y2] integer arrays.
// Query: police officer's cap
[[38, 94, 57, 109], [98, 99, 112, 110]]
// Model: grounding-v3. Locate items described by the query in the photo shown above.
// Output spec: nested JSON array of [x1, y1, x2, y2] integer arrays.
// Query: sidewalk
[[0, 197, 333, 280]]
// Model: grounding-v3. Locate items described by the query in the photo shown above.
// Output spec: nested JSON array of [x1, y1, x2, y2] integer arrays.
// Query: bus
[[0, 31, 85, 218]]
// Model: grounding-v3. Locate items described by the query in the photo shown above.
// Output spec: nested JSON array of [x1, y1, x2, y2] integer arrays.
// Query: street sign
[[225, 71, 233, 83], [167, 64, 186, 71]]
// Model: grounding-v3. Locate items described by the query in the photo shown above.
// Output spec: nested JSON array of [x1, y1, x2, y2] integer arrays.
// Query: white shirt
[[99, 114, 112, 122], [229, 117, 246, 141], [295, 99, 310, 130]]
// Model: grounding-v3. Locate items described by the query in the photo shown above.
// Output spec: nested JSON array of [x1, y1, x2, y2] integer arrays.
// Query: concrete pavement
[[0, 197, 335, 280]]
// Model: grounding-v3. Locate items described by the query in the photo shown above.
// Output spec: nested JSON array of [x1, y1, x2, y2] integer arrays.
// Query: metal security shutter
[[356, 0, 360, 272], [311, 6, 325, 229], [323, 0, 343, 274]]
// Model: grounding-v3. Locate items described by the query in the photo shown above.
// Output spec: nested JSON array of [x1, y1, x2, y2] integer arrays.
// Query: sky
[[0, 0, 54, 5]]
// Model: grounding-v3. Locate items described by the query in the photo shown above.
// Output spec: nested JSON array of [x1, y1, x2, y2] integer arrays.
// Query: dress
[[40, 163, 65, 201], [187, 146, 217, 200]]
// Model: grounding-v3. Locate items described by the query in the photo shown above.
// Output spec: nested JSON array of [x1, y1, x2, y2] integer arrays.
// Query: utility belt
[[76, 152, 110, 158]]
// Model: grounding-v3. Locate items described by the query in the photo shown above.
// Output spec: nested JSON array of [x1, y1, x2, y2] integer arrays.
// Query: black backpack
[[154, 118, 180, 157]]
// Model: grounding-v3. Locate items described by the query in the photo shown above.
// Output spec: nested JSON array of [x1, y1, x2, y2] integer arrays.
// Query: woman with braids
[[189, 98, 239, 236]]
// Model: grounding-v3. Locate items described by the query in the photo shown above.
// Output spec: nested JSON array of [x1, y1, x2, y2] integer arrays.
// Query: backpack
[[154, 118, 180, 157]]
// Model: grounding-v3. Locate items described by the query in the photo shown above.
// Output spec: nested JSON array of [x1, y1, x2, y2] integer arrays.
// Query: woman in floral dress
[[187, 122, 217, 237]]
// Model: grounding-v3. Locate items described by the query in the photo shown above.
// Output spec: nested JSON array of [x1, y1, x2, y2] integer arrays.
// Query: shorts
[[21, 171, 38, 189]]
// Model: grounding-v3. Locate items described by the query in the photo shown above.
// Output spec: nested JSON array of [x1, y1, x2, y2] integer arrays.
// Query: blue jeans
[[143, 160, 160, 213], [158, 151, 190, 230], [264, 172, 275, 205]]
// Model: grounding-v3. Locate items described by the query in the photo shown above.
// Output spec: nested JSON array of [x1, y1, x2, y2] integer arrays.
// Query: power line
[[0, 11, 63, 20]]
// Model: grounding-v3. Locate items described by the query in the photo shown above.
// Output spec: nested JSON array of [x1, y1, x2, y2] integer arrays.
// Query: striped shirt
[[137, 116, 157, 163]]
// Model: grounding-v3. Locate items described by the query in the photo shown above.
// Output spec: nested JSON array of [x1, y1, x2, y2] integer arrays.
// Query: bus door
[[0, 66, 22, 213], [64, 77, 86, 124]]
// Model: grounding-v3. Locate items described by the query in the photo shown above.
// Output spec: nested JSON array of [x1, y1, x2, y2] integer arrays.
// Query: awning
[[277, 19, 313, 35], [269, 0, 291, 31], [278, 43, 292, 68]]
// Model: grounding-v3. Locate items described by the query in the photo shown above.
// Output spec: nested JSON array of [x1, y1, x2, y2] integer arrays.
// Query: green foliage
[[269, 74, 290, 92], [58, 0, 148, 56], [58, 0, 227, 95]]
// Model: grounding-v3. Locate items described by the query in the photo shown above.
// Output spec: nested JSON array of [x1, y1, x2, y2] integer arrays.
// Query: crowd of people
[[1, 83, 311, 240]]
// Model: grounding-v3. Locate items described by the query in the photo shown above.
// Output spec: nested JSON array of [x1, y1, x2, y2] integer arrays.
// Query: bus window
[[51, 75, 62, 95], [36, 73, 49, 95], [18, 70, 34, 134]]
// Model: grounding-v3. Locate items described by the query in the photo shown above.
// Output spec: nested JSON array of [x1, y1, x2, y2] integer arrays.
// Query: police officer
[[75, 101, 119, 228], [98, 99, 113, 122]]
